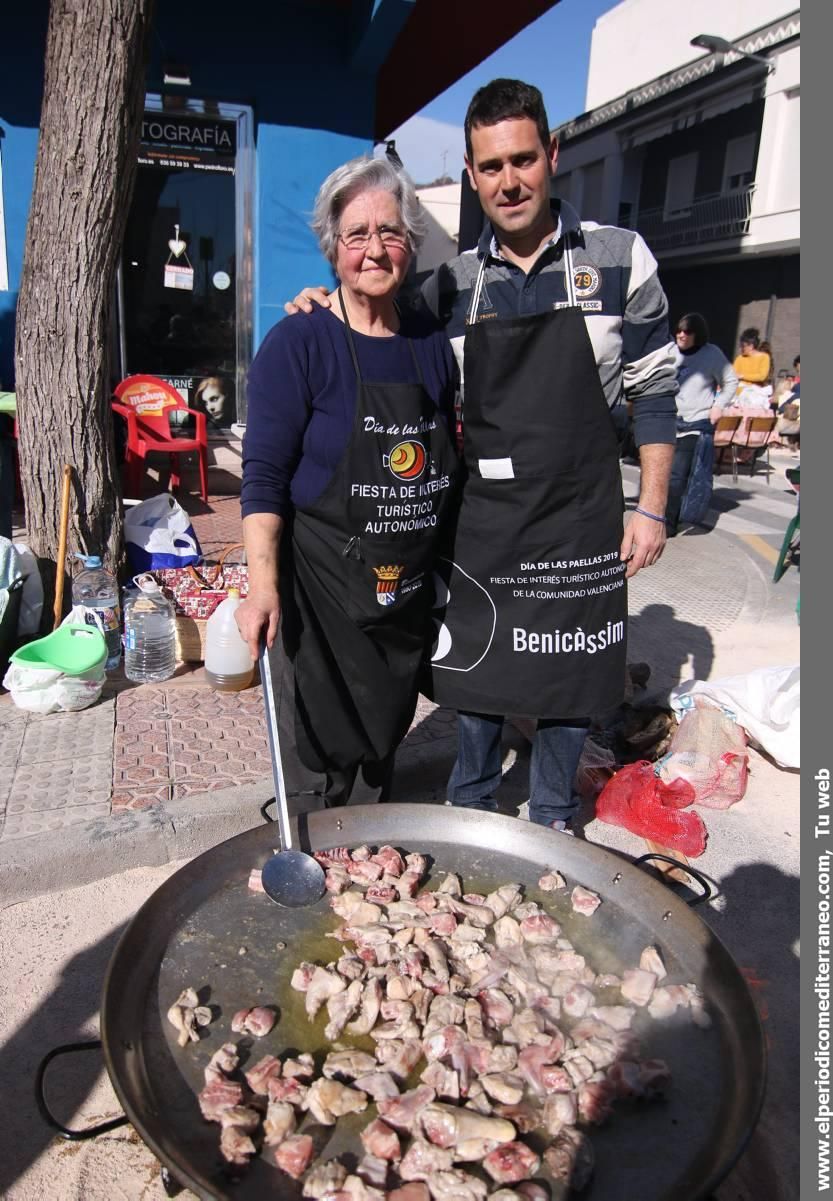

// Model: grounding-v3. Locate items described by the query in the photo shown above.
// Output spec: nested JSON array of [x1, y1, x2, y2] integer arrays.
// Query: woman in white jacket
[[667, 313, 738, 535]]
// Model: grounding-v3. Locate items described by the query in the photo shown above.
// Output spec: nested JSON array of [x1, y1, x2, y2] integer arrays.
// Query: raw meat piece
[[563, 985, 595, 1019], [375, 1038, 423, 1080], [219, 1105, 260, 1132], [304, 1079, 368, 1125], [267, 1076, 308, 1106], [366, 884, 398, 905], [303, 1160, 348, 1198], [263, 1099, 296, 1145], [220, 1125, 256, 1165], [371, 845, 406, 876], [570, 886, 601, 916], [426, 1170, 488, 1201], [342, 1176, 386, 1201], [332, 893, 382, 925], [204, 1042, 240, 1085], [389, 1186, 431, 1201], [245, 1055, 284, 1095], [543, 1127, 594, 1191], [621, 968, 658, 1007], [482, 1142, 541, 1185], [421, 1061, 461, 1101], [517, 1040, 567, 1096], [325, 865, 352, 894], [167, 988, 212, 1047], [354, 1071, 401, 1101], [493, 917, 523, 949], [639, 945, 666, 979], [291, 962, 317, 992], [562, 1054, 596, 1088], [283, 1052, 315, 1079], [437, 873, 462, 896], [425, 995, 466, 1035], [357, 1155, 390, 1188], [230, 1006, 276, 1037], [248, 868, 265, 893], [314, 847, 352, 866], [594, 973, 622, 989], [429, 913, 459, 938], [492, 1103, 541, 1135], [516, 1185, 549, 1201], [506, 1007, 548, 1049], [405, 852, 428, 878], [421, 1103, 515, 1150], [326, 979, 364, 1040], [360, 1118, 401, 1161], [306, 966, 347, 1019], [346, 978, 383, 1037], [480, 1074, 524, 1105], [590, 1005, 635, 1031], [538, 870, 566, 892], [541, 1091, 578, 1136], [478, 988, 514, 1029], [377, 1085, 437, 1132], [323, 1050, 378, 1081], [400, 1139, 455, 1180], [348, 860, 385, 885], [397, 871, 423, 899], [447, 898, 495, 928], [274, 1133, 315, 1179], [519, 914, 561, 945], [577, 1079, 615, 1124], [352, 844, 373, 861], [198, 1078, 244, 1122], [483, 885, 522, 919]]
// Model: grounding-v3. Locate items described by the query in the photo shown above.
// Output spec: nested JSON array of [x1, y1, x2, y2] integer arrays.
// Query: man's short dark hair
[[464, 79, 551, 161], [677, 312, 709, 349]]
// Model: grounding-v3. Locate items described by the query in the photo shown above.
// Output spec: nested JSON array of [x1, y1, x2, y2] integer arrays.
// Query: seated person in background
[[776, 375, 800, 453], [734, 327, 772, 397], [666, 313, 738, 536]]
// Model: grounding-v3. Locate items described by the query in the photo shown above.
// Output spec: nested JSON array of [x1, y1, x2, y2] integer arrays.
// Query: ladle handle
[[258, 640, 295, 853]]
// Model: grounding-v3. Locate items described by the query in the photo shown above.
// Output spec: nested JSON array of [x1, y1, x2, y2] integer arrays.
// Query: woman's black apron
[[429, 240, 627, 719], [281, 293, 458, 773]]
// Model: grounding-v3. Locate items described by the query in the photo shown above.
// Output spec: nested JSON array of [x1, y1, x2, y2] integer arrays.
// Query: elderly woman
[[237, 156, 458, 807], [667, 313, 737, 535]]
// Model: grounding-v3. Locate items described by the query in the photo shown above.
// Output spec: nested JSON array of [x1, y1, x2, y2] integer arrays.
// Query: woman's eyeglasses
[[339, 226, 409, 252], [676, 329, 692, 337]]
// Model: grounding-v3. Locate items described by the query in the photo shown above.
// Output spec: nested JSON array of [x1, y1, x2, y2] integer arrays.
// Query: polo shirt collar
[[477, 197, 583, 262]]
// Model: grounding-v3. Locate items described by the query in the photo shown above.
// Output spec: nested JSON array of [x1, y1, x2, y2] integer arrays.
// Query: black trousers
[[268, 637, 393, 808]]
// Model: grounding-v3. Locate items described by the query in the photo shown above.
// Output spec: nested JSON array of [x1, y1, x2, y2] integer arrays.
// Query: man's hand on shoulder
[[284, 287, 333, 316]]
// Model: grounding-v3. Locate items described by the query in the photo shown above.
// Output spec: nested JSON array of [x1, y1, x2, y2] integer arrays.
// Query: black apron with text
[[429, 244, 627, 719], [281, 294, 458, 773]]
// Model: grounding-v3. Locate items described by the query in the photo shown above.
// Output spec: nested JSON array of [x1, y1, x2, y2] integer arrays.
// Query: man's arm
[[619, 233, 678, 575]]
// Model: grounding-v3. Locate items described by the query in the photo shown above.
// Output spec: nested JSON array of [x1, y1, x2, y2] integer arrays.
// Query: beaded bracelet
[[634, 506, 667, 524]]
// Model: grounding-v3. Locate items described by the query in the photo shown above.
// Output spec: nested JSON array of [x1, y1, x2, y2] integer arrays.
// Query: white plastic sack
[[1, 607, 107, 714], [670, 664, 800, 769], [124, 494, 202, 573], [12, 542, 44, 636]]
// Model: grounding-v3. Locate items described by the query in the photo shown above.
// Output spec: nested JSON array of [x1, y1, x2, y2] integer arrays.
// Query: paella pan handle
[[35, 1040, 129, 1139], [632, 853, 713, 907]]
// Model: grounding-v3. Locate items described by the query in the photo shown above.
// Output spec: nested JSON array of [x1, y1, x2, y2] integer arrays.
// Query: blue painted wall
[[1, 0, 380, 383]]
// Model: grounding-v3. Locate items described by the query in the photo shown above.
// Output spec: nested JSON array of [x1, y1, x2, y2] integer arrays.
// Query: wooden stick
[[644, 839, 694, 886], [53, 464, 73, 630]]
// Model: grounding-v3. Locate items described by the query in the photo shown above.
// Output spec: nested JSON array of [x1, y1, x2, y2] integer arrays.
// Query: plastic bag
[[596, 761, 707, 857], [657, 708, 749, 809], [670, 665, 799, 769], [2, 607, 106, 714], [124, 494, 202, 573], [12, 542, 44, 636]]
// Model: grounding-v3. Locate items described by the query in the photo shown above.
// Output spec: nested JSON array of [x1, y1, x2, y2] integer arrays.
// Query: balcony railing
[[625, 184, 756, 250]]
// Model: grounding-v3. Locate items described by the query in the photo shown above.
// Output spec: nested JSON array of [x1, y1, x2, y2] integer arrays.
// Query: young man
[[286, 79, 677, 832]]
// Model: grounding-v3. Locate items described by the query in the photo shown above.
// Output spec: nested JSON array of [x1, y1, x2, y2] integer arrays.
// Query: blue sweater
[[242, 306, 455, 520]]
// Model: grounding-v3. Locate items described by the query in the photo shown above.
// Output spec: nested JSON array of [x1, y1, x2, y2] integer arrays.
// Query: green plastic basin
[[11, 624, 108, 675]]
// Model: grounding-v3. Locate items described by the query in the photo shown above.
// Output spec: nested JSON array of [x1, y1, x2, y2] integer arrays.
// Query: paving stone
[[0, 698, 27, 727], [112, 784, 172, 810], [7, 754, 113, 811], [19, 704, 115, 763], [1, 801, 111, 840]]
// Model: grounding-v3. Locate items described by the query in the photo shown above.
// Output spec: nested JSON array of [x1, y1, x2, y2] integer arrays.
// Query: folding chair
[[732, 416, 777, 484], [713, 415, 742, 477]]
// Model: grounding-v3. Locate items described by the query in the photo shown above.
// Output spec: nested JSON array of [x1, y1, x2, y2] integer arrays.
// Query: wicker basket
[[175, 614, 209, 664]]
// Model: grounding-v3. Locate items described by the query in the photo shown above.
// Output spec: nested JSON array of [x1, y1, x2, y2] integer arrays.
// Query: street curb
[[0, 777, 274, 908]]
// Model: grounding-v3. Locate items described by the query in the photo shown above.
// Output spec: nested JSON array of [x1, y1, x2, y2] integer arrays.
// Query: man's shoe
[[549, 820, 574, 835]]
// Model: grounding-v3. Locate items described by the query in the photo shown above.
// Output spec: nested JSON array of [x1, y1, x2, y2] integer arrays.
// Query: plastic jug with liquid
[[204, 589, 254, 692]]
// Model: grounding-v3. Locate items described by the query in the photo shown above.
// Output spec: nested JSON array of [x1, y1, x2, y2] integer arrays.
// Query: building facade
[[554, 0, 799, 371]]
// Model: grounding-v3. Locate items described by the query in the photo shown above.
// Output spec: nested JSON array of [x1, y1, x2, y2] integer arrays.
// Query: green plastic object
[[11, 624, 107, 675]]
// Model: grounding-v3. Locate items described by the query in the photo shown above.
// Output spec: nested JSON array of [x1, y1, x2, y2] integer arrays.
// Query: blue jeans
[[448, 711, 589, 825]]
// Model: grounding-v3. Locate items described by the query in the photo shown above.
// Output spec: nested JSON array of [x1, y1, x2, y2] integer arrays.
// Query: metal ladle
[[257, 642, 326, 907]]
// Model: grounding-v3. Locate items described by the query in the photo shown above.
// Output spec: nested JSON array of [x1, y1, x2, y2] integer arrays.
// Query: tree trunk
[[14, 0, 155, 584]]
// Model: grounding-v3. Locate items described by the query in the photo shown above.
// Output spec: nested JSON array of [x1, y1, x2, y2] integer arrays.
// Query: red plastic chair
[[113, 375, 208, 503]]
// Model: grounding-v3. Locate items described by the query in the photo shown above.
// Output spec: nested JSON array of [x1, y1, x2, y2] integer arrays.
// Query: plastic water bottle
[[72, 554, 121, 671], [123, 575, 176, 683], [204, 588, 254, 692]]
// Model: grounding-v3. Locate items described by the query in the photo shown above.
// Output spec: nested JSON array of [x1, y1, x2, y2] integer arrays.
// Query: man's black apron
[[281, 292, 458, 773], [429, 241, 627, 719]]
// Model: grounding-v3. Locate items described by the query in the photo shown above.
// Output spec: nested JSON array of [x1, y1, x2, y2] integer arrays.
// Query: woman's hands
[[235, 589, 280, 660]]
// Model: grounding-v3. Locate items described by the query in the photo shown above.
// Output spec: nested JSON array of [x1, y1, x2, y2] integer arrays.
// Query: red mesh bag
[[596, 761, 708, 857]]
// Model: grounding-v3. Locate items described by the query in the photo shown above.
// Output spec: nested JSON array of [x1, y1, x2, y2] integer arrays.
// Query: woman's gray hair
[[311, 155, 426, 267]]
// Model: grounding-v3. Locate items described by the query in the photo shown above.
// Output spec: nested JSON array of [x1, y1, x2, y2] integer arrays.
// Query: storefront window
[[119, 99, 253, 432]]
